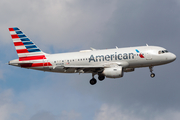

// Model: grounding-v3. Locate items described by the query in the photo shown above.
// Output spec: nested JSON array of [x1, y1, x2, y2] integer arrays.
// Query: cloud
[[59, 110, 81, 120], [11, 73, 90, 120], [2, 0, 180, 52], [95, 104, 180, 120], [95, 104, 143, 120], [30, 110, 81, 120], [0, 0, 118, 52], [0, 61, 8, 81], [0, 89, 24, 120], [0, 69, 4, 80], [30, 111, 57, 120]]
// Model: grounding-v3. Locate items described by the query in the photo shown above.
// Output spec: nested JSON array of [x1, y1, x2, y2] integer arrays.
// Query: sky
[[0, 0, 180, 120]]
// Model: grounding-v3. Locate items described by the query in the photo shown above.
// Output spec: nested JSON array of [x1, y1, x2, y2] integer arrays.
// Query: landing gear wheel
[[90, 78, 97, 85], [98, 75, 105, 81], [150, 73, 155, 78], [149, 66, 155, 78]]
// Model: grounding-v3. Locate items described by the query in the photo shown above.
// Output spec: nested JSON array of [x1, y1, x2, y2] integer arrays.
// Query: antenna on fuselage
[[146, 44, 149, 46], [90, 47, 96, 51], [116, 46, 118, 49]]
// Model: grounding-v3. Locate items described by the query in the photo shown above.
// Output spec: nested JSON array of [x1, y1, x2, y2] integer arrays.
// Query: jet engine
[[103, 66, 123, 78]]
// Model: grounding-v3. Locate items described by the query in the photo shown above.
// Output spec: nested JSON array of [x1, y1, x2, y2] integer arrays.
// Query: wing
[[56, 61, 129, 73]]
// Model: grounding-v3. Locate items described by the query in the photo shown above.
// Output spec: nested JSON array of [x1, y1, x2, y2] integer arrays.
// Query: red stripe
[[20, 62, 52, 67], [31, 62, 52, 67], [16, 49, 29, 54], [14, 42, 24, 46], [43, 62, 52, 66], [9, 28, 14, 31], [11, 34, 19, 39], [139, 54, 144, 58], [19, 55, 46, 61]]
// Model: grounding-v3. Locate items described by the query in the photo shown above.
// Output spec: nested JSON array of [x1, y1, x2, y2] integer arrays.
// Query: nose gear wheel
[[149, 66, 155, 78]]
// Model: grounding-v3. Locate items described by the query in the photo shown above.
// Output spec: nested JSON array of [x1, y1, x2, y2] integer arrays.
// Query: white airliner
[[8, 27, 176, 85]]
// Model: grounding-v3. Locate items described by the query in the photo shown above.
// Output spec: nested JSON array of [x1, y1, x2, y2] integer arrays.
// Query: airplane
[[8, 27, 176, 85]]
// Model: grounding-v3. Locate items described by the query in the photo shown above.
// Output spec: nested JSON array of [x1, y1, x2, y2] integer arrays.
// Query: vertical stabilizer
[[9, 27, 47, 61]]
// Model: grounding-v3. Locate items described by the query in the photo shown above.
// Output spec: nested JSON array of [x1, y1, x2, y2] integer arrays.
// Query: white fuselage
[[16, 46, 174, 73], [9, 45, 176, 85]]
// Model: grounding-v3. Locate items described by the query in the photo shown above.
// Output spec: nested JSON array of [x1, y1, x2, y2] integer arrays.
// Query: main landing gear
[[90, 78, 97, 85], [98, 74, 105, 81], [149, 66, 155, 78], [89, 73, 105, 85]]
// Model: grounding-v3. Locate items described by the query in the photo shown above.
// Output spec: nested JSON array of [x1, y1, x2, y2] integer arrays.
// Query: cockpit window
[[164, 50, 168, 52], [158, 50, 169, 54]]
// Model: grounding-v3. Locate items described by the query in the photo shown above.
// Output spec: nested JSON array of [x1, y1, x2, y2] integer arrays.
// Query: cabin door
[[146, 52, 152, 60], [43, 58, 50, 70]]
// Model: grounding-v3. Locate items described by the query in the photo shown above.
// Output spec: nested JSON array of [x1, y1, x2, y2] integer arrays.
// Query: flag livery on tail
[[9, 27, 52, 67], [9, 27, 45, 59]]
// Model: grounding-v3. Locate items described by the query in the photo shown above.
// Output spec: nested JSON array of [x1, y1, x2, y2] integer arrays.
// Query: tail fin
[[9, 27, 47, 61]]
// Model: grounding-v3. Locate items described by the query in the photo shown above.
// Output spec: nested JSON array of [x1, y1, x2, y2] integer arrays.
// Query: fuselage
[[9, 46, 176, 73]]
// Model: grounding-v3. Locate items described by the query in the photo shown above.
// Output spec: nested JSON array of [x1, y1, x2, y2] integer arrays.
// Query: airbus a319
[[8, 27, 176, 85]]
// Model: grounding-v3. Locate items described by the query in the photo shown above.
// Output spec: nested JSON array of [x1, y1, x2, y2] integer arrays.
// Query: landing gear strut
[[149, 66, 155, 78]]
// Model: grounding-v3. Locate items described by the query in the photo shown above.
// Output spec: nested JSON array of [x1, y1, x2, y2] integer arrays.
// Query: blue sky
[[0, 0, 180, 120]]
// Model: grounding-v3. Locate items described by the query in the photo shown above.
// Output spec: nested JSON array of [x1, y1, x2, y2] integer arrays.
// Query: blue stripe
[[16, 31, 23, 34], [28, 49, 41, 52], [23, 42, 33, 45], [18, 34, 26, 38], [20, 38, 30, 41], [13, 27, 19, 31], [135, 49, 140, 53], [26, 45, 37, 49]]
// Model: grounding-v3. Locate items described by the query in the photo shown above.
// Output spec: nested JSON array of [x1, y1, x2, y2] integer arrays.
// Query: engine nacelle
[[103, 66, 123, 78]]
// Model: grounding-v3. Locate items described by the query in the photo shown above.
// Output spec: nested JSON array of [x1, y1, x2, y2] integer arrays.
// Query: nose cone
[[168, 53, 176, 62]]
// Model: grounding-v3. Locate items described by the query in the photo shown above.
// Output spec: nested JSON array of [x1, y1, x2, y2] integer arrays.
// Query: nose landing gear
[[149, 66, 155, 78], [150, 73, 155, 78]]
